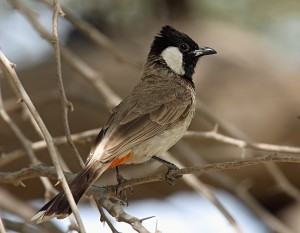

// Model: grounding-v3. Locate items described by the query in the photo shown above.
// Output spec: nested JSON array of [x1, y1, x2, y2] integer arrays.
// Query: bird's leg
[[115, 166, 131, 205], [151, 156, 182, 185], [115, 166, 126, 184]]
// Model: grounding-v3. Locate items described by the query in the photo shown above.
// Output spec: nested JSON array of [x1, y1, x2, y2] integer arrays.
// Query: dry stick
[[10, 0, 121, 108], [0, 217, 6, 233], [163, 152, 243, 233], [186, 128, 300, 202], [0, 80, 56, 197], [0, 128, 100, 167], [196, 100, 300, 213], [2, 154, 300, 189], [4, 126, 300, 168], [9, 0, 120, 109], [93, 194, 151, 233], [1, 156, 299, 233], [185, 130, 300, 154], [97, 202, 121, 233], [51, 0, 84, 168], [174, 142, 294, 233], [60, 46, 121, 108], [41, 0, 141, 69], [0, 51, 86, 233]]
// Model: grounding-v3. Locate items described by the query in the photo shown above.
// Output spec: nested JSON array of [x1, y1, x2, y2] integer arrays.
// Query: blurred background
[[1, 0, 300, 232]]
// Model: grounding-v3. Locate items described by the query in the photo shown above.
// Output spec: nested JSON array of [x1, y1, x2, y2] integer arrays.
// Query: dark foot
[[115, 166, 132, 205], [152, 156, 182, 185]]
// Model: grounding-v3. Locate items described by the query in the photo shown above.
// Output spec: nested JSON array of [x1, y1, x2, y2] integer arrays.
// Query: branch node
[[66, 100, 74, 112], [10, 62, 16, 69], [212, 124, 219, 133], [16, 98, 24, 104], [139, 216, 155, 222]]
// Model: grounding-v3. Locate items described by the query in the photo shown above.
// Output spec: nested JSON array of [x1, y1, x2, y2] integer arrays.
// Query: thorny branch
[[0, 153, 298, 233], [1, 154, 300, 189]]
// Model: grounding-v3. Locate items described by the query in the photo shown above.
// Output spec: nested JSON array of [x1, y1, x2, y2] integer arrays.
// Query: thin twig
[[51, 0, 84, 168], [0, 217, 6, 233], [0, 80, 56, 197], [0, 51, 86, 233], [41, 0, 141, 68], [0, 128, 99, 167], [4, 126, 300, 168], [94, 193, 151, 233], [9, 0, 121, 108], [97, 202, 120, 233], [185, 130, 300, 154]]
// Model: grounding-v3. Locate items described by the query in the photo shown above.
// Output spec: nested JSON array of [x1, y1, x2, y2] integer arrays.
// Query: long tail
[[31, 160, 109, 223]]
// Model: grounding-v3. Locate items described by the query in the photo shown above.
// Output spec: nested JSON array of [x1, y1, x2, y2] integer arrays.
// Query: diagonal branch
[[0, 79, 56, 197], [0, 50, 86, 233], [9, 0, 121, 108], [41, 0, 141, 68]]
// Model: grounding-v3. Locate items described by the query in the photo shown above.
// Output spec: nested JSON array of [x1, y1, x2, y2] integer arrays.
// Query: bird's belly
[[127, 115, 193, 164]]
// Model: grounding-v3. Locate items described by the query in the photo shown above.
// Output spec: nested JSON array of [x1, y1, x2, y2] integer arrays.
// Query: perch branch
[[1, 154, 300, 189]]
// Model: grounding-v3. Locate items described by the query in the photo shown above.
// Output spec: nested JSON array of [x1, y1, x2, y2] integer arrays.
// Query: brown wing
[[89, 77, 194, 163]]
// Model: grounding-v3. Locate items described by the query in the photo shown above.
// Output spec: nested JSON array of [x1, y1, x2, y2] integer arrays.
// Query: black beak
[[193, 47, 217, 57]]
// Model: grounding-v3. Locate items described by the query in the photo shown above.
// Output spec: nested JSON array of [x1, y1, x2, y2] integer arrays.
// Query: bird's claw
[[165, 163, 182, 185]]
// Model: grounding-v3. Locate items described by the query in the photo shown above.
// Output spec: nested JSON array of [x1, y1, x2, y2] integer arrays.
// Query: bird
[[31, 25, 216, 223]]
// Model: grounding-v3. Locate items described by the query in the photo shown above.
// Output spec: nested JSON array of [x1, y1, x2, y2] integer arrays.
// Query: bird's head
[[147, 25, 216, 80]]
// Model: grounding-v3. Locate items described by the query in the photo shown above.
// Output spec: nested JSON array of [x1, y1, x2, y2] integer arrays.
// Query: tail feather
[[31, 161, 108, 223]]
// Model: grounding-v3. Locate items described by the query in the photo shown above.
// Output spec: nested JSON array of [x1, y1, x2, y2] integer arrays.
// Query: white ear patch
[[161, 46, 185, 75]]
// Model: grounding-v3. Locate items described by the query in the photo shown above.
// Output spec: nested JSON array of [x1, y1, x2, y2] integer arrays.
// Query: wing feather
[[89, 77, 194, 163]]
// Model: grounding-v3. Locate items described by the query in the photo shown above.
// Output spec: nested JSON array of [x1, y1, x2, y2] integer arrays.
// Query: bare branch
[[0, 217, 6, 233], [9, 0, 121, 108], [0, 81, 56, 197], [41, 0, 141, 68], [94, 193, 151, 233], [1, 154, 300, 189], [185, 130, 300, 154], [51, 0, 84, 168], [1, 153, 299, 232], [98, 205, 120, 233], [0, 128, 99, 167], [0, 50, 85, 232]]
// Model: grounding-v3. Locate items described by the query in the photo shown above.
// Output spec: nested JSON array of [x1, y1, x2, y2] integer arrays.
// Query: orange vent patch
[[109, 152, 132, 168]]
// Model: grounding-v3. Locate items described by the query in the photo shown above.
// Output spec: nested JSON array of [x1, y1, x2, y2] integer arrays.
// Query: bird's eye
[[179, 43, 189, 52]]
